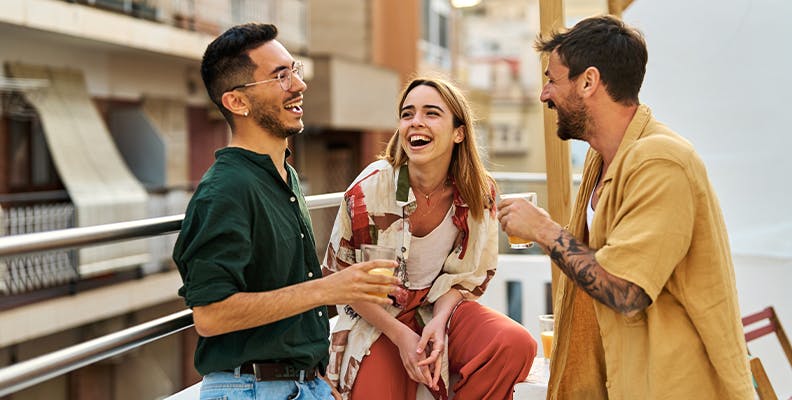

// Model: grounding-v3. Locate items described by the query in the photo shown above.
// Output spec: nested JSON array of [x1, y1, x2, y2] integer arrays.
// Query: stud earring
[[244, 110, 249, 117]]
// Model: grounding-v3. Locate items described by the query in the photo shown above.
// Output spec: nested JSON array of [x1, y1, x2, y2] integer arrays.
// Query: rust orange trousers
[[350, 288, 537, 400]]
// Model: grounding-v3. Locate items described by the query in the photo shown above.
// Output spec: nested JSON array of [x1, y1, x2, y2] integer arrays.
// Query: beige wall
[[0, 25, 205, 105], [143, 98, 190, 187], [307, 0, 369, 62], [302, 56, 400, 131], [0, 0, 211, 61]]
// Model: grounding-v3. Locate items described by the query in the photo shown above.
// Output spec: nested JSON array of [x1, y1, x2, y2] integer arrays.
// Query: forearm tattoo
[[544, 229, 651, 315]]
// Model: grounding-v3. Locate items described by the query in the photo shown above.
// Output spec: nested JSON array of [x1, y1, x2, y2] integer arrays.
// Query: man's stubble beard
[[556, 92, 589, 142], [250, 96, 303, 139]]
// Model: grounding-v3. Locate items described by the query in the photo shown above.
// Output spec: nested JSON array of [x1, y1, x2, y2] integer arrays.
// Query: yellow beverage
[[368, 267, 394, 297], [500, 192, 537, 249], [508, 235, 533, 248], [541, 331, 554, 359]]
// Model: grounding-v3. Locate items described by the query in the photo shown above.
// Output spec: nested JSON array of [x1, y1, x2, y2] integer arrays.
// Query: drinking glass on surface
[[538, 314, 554, 360], [361, 244, 397, 297], [500, 192, 538, 249]]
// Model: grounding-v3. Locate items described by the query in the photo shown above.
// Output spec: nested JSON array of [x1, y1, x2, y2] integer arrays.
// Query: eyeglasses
[[227, 61, 304, 92]]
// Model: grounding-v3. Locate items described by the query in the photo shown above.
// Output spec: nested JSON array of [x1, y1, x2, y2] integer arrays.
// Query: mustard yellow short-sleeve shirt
[[549, 105, 753, 399]]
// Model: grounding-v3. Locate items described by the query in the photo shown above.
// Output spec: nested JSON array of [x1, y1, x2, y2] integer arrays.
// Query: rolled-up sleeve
[[596, 159, 694, 301], [175, 195, 252, 307]]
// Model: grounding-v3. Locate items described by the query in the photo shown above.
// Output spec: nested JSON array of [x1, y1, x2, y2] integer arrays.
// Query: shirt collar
[[601, 104, 652, 184]]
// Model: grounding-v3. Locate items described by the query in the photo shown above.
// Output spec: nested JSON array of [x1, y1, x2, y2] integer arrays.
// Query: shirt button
[[300, 233, 305, 239], [401, 246, 406, 252], [308, 271, 314, 278], [290, 196, 296, 202], [318, 311, 323, 317]]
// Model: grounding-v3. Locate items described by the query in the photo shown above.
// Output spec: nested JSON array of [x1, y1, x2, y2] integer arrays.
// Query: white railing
[[3, 203, 74, 236], [1, 203, 76, 295]]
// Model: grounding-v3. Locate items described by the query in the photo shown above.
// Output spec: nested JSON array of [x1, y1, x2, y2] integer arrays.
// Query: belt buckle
[[280, 365, 306, 382], [252, 363, 262, 382]]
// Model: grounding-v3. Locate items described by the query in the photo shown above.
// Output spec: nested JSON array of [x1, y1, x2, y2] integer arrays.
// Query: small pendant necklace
[[415, 179, 447, 206]]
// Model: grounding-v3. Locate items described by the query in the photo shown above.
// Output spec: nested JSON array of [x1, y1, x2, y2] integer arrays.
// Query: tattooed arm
[[542, 226, 651, 316], [498, 197, 651, 316]]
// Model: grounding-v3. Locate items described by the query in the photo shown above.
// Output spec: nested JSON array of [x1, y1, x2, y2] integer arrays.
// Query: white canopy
[[625, 0, 792, 261], [625, 1, 792, 394]]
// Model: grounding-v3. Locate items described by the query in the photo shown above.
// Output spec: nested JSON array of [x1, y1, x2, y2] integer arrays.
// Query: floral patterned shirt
[[322, 159, 499, 398]]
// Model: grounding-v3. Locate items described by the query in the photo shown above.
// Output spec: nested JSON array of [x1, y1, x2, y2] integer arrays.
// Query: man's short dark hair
[[200, 23, 278, 126], [535, 15, 647, 105]]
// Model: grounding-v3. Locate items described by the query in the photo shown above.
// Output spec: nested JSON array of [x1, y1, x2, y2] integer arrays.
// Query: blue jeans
[[199, 371, 333, 400]]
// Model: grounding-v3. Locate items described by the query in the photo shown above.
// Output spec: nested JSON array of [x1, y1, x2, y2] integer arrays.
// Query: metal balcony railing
[[1, 203, 76, 295], [0, 192, 344, 397], [0, 173, 579, 397]]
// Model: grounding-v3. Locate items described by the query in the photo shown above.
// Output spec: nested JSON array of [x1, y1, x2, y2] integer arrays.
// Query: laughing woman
[[322, 76, 537, 400]]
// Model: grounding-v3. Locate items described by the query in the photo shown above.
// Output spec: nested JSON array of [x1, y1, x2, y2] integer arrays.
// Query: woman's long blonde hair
[[381, 76, 495, 220]]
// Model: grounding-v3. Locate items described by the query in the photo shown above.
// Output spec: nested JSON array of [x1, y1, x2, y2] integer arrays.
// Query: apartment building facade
[[0, 0, 408, 398]]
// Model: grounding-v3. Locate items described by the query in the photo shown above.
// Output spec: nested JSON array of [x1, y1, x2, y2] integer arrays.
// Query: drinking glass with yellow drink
[[499, 192, 538, 249], [361, 244, 397, 297], [538, 314, 554, 360]]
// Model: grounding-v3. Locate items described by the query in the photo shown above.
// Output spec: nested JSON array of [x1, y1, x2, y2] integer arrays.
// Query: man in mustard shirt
[[498, 16, 754, 399]]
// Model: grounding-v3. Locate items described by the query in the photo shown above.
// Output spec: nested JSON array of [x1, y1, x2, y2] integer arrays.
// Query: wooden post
[[608, 0, 623, 17], [608, 0, 635, 17], [538, 0, 571, 309]]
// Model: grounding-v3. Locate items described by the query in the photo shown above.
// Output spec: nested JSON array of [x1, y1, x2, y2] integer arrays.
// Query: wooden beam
[[608, 0, 635, 17], [538, 0, 571, 309], [608, 0, 623, 17]]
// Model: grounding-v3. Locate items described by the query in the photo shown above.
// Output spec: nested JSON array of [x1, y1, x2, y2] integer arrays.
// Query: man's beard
[[250, 96, 303, 139], [556, 92, 589, 141]]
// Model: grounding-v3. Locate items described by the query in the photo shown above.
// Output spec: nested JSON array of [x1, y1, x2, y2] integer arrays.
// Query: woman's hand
[[392, 326, 435, 387], [414, 289, 463, 391], [416, 316, 445, 390], [348, 301, 434, 387]]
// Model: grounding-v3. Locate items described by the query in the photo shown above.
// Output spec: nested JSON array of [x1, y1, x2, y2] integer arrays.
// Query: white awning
[[7, 63, 149, 275], [626, 1, 792, 261]]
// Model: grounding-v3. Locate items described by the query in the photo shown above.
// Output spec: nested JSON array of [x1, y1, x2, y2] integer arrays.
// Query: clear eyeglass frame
[[227, 60, 304, 92]]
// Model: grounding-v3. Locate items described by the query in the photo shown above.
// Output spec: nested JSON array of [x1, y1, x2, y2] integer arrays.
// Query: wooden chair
[[742, 306, 792, 399], [749, 356, 778, 400]]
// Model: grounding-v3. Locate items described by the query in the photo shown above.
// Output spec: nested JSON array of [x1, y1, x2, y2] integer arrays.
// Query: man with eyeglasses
[[173, 23, 400, 400]]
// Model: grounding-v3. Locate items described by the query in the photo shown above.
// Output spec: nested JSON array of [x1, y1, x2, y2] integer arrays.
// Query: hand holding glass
[[361, 244, 397, 297], [500, 192, 538, 249]]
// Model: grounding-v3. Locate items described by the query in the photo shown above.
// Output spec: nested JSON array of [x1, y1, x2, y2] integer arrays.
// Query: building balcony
[[0, 0, 307, 63]]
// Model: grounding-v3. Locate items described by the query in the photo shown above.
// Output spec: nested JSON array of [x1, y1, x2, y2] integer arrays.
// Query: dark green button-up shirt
[[173, 147, 329, 375]]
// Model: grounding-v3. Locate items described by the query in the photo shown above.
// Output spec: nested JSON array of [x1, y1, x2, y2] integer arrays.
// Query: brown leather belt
[[232, 362, 318, 382]]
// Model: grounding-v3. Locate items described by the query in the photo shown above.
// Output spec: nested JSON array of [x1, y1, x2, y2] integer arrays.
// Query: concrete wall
[[0, 27, 204, 104], [301, 55, 400, 131], [142, 98, 190, 187], [0, 0, 211, 61], [307, 0, 369, 62]]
